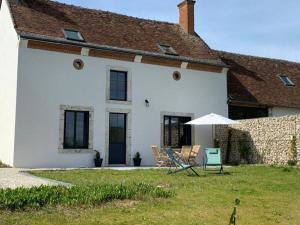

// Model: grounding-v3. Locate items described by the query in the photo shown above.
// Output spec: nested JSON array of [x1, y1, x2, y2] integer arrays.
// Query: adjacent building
[[217, 51, 300, 120]]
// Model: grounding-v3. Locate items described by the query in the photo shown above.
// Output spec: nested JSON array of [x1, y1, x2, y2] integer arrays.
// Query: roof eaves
[[20, 32, 228, 68], [215, 49, 300, 66]]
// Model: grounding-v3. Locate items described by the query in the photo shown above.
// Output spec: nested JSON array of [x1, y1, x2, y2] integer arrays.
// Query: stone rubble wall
[[215, 115, 300, 165]]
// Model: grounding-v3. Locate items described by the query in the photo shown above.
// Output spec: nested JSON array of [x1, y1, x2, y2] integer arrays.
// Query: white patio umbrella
[[185, 113, 239, 145]]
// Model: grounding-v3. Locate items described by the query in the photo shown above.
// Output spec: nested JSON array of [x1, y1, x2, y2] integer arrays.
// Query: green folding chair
[[165, 148, 199, 176], [204, 148, 224, 174]]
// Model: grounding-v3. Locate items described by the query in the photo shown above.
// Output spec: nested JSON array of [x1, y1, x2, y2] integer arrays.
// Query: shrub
[[230, 160, 240, 166], [238, 134, 251, 163], [214, 139, 220, 148], [288, 135, 297, 166], [133, 152, 141, 160], [0, 183, 174, 211], [282, 167, 292, 172], [94, 151, 101, 160], [288, 160, 297, 167], [0, 161, 9, 168]]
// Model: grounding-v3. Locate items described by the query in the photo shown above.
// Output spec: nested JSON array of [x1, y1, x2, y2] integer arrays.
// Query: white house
[[2, 0, 299, 168], [0, 0, 228, 168]]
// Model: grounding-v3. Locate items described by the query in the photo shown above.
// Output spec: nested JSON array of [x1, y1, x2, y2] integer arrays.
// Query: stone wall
[[215, 115, 300, 165]]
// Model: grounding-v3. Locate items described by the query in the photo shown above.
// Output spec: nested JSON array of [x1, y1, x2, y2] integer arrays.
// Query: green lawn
[[1, 166, 300, 225]]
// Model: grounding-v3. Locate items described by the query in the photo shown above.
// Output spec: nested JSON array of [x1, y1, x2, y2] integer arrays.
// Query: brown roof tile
[[8, 0, 220, 63], [216, 50, 300, 108]]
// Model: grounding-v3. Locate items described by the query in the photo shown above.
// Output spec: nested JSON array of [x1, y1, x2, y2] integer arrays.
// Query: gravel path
[[0, 168, 70, 189]]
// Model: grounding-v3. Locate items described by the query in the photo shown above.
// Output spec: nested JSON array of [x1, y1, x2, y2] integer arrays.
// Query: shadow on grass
[[203, 171, 232, 177]]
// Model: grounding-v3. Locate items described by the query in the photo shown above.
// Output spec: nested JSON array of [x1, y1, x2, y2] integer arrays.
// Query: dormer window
[[63, 29, 85, 42], [158, 44, 178, 56], [279, 75, 295, 87]]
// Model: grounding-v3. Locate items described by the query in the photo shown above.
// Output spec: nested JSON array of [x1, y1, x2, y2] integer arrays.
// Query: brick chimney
[[178, 0, 196, 35]]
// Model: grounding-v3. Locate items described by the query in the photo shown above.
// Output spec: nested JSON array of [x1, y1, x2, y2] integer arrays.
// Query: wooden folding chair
[[181, 146, 192, 163], [152, 145, 170, 167], [189, 145, 201, 165]]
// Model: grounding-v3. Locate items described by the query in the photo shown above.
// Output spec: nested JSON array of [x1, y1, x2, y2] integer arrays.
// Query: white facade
[[0, 0, 19, 166], [269, 107, 300, 117], [11, 46, 228, 168], [0, 0, 228, 168]]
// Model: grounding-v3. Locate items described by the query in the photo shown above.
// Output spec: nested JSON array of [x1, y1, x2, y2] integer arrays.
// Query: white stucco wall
[[269, 107, 300, 117], [0, 0, 19, 166], [14, 45, 228, 168]]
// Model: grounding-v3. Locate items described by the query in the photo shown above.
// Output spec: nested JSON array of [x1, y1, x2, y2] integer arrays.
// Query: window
[[63, 29, 85, 42], [164, 116, 191, 148], [279, 75, 295, 86], [110, 70, 127, 101], [158, 44, 178, 56], [64, 111, 89, 149]]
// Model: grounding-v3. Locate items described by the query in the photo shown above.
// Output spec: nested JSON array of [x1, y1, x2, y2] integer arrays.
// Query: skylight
[[63, 29, 85, 42], [279, 75, 295, 87], [158, 44, 178, 56]]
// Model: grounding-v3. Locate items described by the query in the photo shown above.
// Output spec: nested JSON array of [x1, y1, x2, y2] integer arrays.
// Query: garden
[[0, 166, 300, 225]]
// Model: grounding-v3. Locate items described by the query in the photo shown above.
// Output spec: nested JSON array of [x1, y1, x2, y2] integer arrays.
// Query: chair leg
[[220, 165, 224, 175], [168, 163, 179, 174], [190, 167, 200, 177], [168, 165, 173, 174], [204, 164, 207, 176]]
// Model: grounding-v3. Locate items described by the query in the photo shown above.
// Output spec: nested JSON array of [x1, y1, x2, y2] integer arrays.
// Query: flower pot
[[133, 158, 142, 167], [94, 158, 103, 167]]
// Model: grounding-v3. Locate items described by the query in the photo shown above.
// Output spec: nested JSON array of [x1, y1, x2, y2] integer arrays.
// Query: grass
[[1, 166, 300, 225], [0, 183, 173, 211]]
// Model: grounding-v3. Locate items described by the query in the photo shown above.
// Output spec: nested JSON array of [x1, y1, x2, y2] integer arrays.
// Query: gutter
[[19, 32, 229, 68]]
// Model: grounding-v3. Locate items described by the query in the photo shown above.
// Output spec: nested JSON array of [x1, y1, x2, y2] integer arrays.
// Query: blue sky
[[57, 0, 300, 62]]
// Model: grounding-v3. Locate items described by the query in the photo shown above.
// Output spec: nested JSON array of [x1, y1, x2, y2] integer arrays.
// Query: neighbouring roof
[[216, 50, 300, 109], [6, 0, 224, 66]]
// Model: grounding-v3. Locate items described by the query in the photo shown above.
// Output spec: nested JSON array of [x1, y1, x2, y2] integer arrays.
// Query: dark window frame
[[163, 116, 192, 148], [63, 110, 89, 149], [110, 70, 128, 101], [279, 75, 295, 87], [63, 29, 85, 42]]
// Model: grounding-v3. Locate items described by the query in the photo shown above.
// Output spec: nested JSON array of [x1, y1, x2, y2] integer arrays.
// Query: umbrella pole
[[212, 124, 214, 147]]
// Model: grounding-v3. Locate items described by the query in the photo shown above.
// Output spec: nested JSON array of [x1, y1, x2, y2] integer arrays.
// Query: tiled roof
[[216, 50, 300, 108], [7, 0, 222, 64]]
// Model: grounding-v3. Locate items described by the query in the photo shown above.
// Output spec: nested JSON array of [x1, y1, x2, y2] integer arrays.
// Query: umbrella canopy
[[185, 113, 239, 125]]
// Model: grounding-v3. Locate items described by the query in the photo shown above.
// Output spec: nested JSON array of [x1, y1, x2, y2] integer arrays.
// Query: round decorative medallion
[[173, 71, 181, 81], [73, 59, 84, 70]]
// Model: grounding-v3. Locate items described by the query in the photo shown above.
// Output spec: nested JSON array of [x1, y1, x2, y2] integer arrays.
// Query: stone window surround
[[106, 65, 132, 105], [160, 111, 195, 148], [105, 108, 132, 166], [59, 105, 94, 154]]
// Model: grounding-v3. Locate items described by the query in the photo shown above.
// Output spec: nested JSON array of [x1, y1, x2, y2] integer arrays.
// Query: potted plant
[[94, 150, 103, 167], [133, 152, 142, 167]]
